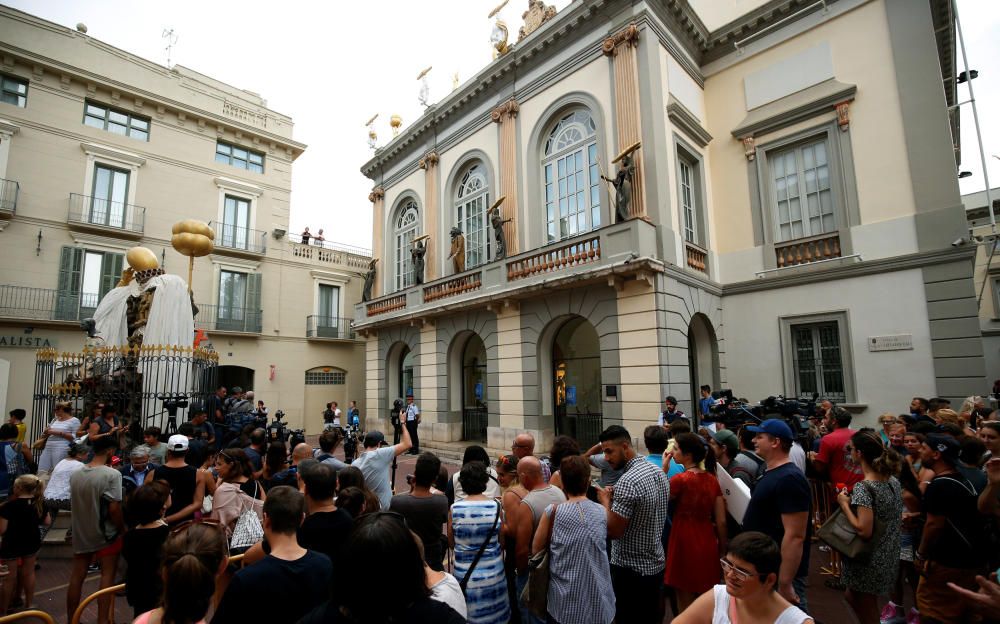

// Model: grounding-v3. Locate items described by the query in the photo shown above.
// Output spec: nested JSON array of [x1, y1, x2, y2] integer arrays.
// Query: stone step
[[51, 510, 71, 530], [418, 440, 508, 463], [39, 527, 74, 559]]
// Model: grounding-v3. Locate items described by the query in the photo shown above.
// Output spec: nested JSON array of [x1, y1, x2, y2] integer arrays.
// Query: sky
[[4, 0, 999, 248]]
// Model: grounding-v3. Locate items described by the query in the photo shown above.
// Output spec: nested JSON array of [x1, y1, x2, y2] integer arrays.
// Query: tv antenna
[[162, 29, 178, 68]]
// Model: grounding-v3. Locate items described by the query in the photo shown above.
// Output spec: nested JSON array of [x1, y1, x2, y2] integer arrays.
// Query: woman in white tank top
[[673, 531, 812, 624]]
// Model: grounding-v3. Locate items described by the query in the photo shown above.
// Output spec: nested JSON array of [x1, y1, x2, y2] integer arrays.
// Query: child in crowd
[[0, 474, 47, 614]]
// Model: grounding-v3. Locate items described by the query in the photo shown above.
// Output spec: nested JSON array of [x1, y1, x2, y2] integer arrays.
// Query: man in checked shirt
[[596, 424, 671, 624]]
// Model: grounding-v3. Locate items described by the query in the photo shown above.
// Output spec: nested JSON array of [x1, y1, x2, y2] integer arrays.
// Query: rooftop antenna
[[162, 28, 178, 68]]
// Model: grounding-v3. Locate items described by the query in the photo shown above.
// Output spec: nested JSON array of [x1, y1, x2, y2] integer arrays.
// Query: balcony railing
[[775, 232, 841, 268], [423, 271, 482, 303], [306, 315, 356, 339], [210, 222, 267, 255], [685, 242, 708, 273], [358, 219, 657, 325], [68, 193, 145, 235], [506, 236, 601, 281], [0, 178, 19, 216], [194, 304, 262, 334], [0, 285, 91, 322], [290, 240, 371, 270]]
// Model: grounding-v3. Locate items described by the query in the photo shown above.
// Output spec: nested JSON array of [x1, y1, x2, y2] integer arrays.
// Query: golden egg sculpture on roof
[[390, 114, 402, 137], [126, 246, 159, 272]]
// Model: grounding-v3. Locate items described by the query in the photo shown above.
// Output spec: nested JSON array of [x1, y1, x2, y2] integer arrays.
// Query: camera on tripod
[[390, 398, 404, 431]]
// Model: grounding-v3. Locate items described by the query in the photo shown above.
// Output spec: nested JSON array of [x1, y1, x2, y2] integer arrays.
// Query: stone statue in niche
[[361, 258, 378, 302], [448, 226, 466, 274], [410, 238, 427, 285], [488, 198, 512, 260]]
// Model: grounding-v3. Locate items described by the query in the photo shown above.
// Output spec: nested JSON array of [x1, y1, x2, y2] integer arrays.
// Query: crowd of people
[[0, 391, 997, 623]]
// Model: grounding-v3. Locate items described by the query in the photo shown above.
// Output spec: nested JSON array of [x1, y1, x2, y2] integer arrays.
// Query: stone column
[[368, 187, 385, 298], [419, 151, 440, 280], [364, 333, 381, 430], [603, 23, 646, 220], [491, 99, 520, 255]]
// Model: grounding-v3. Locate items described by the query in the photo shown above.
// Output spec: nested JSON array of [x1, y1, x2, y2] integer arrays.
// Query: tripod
[[389, 408, 403, 495]]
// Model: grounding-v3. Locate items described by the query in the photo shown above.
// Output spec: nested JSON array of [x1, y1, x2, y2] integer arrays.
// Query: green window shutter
[[55, 246, 83, 320], [99, 253, 124, 301], [247, 273, 262, 333]]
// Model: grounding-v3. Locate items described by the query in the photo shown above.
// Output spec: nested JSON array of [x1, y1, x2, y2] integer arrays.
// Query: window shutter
[[99, 253, 125, 301], [246, 273, 262, 333], [55, 246, 83, 320]]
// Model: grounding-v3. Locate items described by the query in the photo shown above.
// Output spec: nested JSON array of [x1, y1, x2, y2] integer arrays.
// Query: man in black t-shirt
[[297, 460, 353, 568], [915, 434, 987, 623], [742, 419, 812, 611], [214, 486, 332, 624]]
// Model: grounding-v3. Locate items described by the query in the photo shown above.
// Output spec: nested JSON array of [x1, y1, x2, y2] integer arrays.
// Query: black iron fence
[[555, 408, 603, 450], [306, 315, 355, 339], [194, 303, 262, 334], [68, 193, 145, 233], [463, 405, 488, 442], [31, 345, 219, 443]]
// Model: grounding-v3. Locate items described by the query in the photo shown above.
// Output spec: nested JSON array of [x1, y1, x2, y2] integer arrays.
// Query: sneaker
[[906, 608, 920, 624], [880, 602, 904, 624], [87, 562, 100, 573]]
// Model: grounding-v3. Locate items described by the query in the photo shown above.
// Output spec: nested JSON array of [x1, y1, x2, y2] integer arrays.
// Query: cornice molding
[[0, 118, 19, 135], [214, 176, 263, 197], [721, 245, 976, 295], [666, 96, 712, 147], [80, 141, 146, 167], [731, 80, 857, 139]]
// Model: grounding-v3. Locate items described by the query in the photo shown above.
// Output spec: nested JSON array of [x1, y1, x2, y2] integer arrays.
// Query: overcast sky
[[6, 0, 999, 247]]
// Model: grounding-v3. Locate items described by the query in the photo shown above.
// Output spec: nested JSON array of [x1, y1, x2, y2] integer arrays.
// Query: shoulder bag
[[230, 481, 263, 553], [520, 503, 558, 618], [458, 500, 501, 596], [817, 480, 885, 561]]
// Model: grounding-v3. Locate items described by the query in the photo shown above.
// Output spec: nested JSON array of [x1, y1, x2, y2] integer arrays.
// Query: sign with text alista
[[0, 335, 56, 348]]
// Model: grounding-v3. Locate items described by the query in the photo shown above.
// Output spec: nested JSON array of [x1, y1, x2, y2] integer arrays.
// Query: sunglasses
[[720, 557, 765, 582]]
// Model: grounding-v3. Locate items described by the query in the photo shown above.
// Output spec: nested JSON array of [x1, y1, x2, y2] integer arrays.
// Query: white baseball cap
[[167, 434, 189, 452]]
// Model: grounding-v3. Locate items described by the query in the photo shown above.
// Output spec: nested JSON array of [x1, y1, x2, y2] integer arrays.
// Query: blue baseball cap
[[746, 418, 795, 441]]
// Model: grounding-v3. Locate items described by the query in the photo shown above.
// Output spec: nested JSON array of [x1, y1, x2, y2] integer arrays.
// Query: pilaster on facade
[[365, 333, 382, 429], [369, 186, 385, 299], [492, 99, 520, 256], [604, 23, 646, 220], [419, 152, 440, 281]]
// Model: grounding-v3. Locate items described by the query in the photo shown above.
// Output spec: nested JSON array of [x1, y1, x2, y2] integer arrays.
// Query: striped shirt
[[546, 500, 616, 623]]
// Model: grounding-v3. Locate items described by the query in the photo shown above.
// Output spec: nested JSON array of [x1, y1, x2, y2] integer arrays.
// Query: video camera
[[705, 389, 818, 445]]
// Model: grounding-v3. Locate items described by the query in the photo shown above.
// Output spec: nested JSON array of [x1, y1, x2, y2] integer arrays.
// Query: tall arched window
[[543, 110, 601, 243], [455, 164, 490, 269], [393, 199, 419, 291]]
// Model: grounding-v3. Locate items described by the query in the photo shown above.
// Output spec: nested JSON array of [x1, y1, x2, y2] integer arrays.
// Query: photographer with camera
[[354, 400, 412, 510]]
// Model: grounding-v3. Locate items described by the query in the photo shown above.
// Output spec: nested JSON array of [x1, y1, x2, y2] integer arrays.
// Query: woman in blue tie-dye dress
[[449, 461, 510, 624]]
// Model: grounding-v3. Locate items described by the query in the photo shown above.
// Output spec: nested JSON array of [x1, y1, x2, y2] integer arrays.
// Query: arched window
[[455, 164, 490, 269], [393, 199, 419, 291], [543, 110, 601, 243]]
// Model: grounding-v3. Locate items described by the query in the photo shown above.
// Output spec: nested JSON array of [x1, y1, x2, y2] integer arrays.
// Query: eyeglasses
[[720, 557, 764, 582]]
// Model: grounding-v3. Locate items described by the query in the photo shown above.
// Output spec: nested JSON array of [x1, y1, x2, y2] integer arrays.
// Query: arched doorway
[[461, 334, 487, 441], [218, 365, 254, 395], [552, 317, 602, 448], [687, 313, 720, 425]]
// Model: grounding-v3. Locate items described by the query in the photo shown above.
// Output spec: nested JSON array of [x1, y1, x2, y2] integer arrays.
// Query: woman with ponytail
[[133, 521, 229, 624], [0, 474, 46, 614], [835, 428, 903, 624], [663, 432, 727, 614]]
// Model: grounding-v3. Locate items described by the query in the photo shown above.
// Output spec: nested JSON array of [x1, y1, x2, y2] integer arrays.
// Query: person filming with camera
[[353, 400, 412, 510]]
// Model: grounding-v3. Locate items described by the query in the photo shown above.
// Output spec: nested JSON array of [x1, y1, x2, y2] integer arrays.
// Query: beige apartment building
[[965, 187, 1000, 381], [356, 0, 985, 452], [0, 6, 368, 434]]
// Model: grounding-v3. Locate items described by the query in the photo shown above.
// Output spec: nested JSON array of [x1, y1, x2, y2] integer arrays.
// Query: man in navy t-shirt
[[742, 419, 812, 612], [213, 486, 332, 623]]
